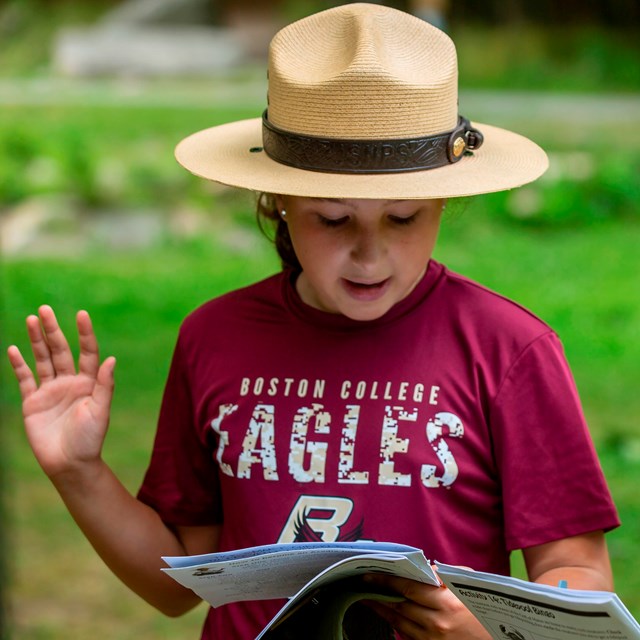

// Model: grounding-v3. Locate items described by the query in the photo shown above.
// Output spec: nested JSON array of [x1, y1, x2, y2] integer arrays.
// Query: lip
[[341, 277, 391, 302]]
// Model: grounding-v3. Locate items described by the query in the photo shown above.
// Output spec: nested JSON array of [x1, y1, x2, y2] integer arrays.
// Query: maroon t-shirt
[[138, 260, 619, 639]]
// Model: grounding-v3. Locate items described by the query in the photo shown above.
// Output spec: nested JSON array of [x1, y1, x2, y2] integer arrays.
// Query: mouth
[[341, 277, 391, 301]]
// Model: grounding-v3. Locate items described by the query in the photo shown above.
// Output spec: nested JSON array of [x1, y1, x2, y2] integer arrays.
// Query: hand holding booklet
[[162, 542, 640, 640]]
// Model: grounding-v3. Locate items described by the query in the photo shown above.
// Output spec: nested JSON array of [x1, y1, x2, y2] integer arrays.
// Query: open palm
[[7, 306, 115, 479]]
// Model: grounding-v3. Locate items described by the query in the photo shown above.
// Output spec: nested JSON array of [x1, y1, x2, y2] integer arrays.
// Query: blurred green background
[[1, 1, 639, 638]]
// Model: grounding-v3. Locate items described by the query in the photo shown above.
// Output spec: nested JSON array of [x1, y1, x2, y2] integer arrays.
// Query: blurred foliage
[[0, 104, 247, 210], [479, 150, 640, 227], [453, 25, 640, 92], [0, 0, 113, 76], [0, 0, 639, 92]]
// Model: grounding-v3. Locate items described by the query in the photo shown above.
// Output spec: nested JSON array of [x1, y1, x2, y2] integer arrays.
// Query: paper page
[[163, 544, 434, 608], [162, 540, 422, 569], [436, 563, 640, 640]]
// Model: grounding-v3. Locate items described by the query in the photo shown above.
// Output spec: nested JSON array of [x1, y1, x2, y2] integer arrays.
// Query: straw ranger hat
[[176, 3, 548, 199]]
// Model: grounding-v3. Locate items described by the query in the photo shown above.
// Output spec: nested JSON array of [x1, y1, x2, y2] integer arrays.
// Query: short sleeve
[[137, 333, 222, 526], [492, 332, 619, 550]]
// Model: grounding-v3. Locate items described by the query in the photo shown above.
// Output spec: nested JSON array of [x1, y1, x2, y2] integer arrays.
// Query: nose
[[350, 226, 383, 267]]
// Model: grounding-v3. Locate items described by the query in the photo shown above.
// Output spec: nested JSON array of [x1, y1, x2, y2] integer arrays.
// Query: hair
[[256, 192, 301, 272]]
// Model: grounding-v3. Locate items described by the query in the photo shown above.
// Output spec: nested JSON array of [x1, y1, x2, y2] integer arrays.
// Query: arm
[[52, 459, 221, 616], [364, 531, 613, 640], [522, 530, 613, 590], [7, 306, 219, 616]]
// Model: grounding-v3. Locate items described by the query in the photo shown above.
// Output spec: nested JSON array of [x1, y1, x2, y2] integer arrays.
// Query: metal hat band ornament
[[262, 112, 484, 174]]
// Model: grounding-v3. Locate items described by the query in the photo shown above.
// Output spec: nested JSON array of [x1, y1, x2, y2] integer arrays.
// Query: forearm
[[533, 564, 613, 591], [51, 459, 202, 616], [524, 531, 614, 592]]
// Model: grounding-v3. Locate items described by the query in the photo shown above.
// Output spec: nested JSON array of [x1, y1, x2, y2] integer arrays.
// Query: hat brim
[[175, 118, 548, 199]]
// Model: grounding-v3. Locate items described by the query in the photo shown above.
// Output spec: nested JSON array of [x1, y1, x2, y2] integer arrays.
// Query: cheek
[[409, 222, 440, 254], [391, 233, 437, 272], [290, 224, 346, 266], [394, 234, 428, 255], [289, 228, 331, 272], [299, 242, 344, 277]]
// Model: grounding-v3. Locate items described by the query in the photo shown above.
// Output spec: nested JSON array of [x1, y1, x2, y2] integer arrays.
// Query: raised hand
[[7, 306, 116, 480]]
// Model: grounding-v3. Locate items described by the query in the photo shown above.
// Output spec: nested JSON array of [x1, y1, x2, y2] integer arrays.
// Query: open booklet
[[162, 542, 640, 640], [162, 541, 439, 638], [436, 563, 640, 640]]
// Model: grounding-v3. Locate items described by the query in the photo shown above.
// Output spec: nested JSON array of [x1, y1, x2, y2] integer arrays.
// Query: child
[[8, 4, 619, 640]]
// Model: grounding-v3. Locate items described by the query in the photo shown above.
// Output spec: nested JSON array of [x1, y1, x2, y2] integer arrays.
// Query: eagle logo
[[292, 509, 365, 542]]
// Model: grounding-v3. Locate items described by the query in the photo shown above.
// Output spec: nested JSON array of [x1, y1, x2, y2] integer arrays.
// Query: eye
[[388, 213, 419, 226], [317, 215, 349, 228]]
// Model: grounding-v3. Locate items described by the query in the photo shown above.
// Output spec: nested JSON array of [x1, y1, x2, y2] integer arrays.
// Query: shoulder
[[179, 271, 286, 342], [435, 263, 554, 338], [426, 263, 558, 365], [430, 265, 575, 412]]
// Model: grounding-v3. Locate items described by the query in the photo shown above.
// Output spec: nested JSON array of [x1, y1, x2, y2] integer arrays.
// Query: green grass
[[2, 209, 640, 638]]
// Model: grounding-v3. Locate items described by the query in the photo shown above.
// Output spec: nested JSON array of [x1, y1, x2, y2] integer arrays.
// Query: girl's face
[[275, 196, 444, 321]]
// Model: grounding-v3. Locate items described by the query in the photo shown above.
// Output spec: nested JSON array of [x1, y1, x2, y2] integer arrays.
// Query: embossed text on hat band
[[262, 112, 484, 174]]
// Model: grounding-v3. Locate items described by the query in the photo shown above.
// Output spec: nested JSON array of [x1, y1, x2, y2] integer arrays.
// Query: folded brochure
[[162, 542, 640, 639]]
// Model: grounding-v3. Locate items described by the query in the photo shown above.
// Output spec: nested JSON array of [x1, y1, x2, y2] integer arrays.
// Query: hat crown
[[267, 3, 459, 140]]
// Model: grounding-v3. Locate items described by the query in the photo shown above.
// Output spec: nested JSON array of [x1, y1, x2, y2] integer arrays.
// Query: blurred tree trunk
[[407, 0, 449, 30], [501, 0, 525, 24], [218, 0, 284, 58]]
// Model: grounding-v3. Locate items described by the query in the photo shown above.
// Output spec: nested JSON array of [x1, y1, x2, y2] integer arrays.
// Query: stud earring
[[280, 209, 287, 219]]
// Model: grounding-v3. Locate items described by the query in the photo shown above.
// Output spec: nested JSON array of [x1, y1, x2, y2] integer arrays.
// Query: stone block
[[53, 25, 247, 77]]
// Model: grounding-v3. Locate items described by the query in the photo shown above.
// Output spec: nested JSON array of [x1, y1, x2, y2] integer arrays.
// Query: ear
[[274, 194, 285, 211]]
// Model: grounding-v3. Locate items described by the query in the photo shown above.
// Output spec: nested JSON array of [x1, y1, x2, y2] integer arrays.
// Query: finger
[[38, 305, 76, 376], [365, 574, 441, 608], [77, 310, 100, 378], [26, 314, 56, 383], [7, 345, 38, 400], [92, 356, 116, 411]]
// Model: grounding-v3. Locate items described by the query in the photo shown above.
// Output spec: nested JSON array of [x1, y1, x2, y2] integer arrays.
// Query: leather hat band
[[261, 111, 484, 174]]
